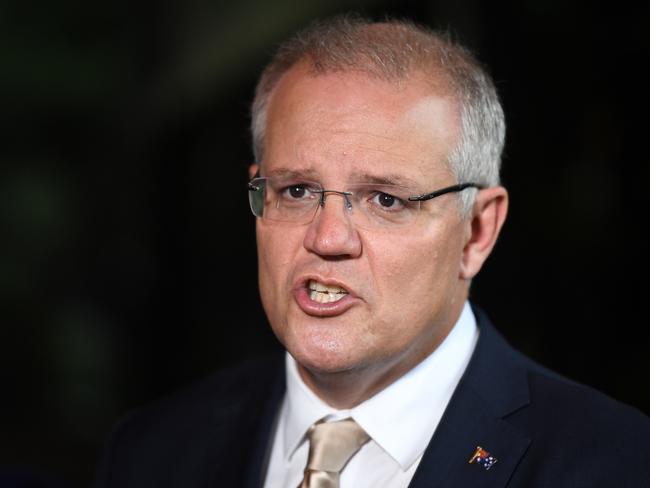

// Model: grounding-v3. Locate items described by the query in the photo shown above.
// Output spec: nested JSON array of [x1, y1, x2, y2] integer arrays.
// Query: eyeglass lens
[[249, 177, 423, 229]]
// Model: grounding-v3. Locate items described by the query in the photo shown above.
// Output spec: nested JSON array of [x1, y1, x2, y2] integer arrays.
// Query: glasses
[[248, 176, 483, 230]]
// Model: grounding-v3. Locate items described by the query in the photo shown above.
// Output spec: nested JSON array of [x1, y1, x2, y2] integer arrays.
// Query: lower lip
[[293, 286, 358, 317]]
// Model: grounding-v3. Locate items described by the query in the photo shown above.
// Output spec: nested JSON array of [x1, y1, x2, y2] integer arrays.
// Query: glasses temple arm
[[408, 183, 484, 202]]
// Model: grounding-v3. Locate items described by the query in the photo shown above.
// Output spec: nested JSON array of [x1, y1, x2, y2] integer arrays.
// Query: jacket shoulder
[[118, 353, 283, 432], [507, 343, 649, 486], [470, 306, 649, 486], [93, 354, 285, 488]]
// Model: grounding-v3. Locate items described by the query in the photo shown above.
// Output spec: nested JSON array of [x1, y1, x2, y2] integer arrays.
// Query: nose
[[303, 192, 362, 258]]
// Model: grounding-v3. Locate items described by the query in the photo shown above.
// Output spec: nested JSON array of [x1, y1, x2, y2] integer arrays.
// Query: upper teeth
[[309, 280, 345, 293], [308, 280, 348, 303]]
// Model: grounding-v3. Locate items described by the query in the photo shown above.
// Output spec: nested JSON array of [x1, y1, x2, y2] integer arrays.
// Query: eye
[[280, 183, 318, 201], [372, 192, 405, 210], [377, 193, 396, 207], [288, 185, 306, 198]]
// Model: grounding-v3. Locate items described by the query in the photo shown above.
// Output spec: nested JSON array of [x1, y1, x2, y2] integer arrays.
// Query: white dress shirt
[[262, 301, 479, 488]]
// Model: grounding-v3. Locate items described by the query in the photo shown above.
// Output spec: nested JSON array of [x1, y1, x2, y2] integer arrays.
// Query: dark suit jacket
[[94, 307, 650, 487]]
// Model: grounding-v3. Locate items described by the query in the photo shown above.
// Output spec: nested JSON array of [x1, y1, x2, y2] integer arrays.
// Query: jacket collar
[[408, 304, 532, 487]]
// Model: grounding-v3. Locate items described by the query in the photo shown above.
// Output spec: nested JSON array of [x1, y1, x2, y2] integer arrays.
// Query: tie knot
[[306, 418, 370, 473]]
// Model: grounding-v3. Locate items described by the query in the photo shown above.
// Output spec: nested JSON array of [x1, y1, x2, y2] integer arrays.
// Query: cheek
[[370, 228, 462, 310], [256, 224, 304, 309], [375, 235, 439, 282], [257, 225, 294, 275]]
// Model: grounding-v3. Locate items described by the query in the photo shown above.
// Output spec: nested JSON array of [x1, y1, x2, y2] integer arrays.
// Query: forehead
[[263, 63, 461, 184]]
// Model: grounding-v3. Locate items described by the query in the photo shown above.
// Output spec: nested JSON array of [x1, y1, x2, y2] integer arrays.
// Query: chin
[[275, 307, 372, 373], [286, 328, 359, 374]]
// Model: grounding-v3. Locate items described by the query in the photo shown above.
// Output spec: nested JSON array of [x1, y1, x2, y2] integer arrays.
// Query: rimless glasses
[[248, 176, 483, 231]]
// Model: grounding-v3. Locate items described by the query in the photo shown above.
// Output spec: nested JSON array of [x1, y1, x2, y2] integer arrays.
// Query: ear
[[460, 186, 508, 280], [248, 163, 259, 179]]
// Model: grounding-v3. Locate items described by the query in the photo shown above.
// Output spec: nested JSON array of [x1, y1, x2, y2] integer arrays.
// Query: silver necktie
[[298, 418, 370, 488]]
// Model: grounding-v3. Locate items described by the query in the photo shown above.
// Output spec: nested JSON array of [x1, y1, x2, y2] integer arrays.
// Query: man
[[94, 16, 649, 487]]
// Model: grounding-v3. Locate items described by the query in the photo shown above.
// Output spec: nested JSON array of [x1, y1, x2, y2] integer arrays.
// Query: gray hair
[[250, 15, 505, 215]]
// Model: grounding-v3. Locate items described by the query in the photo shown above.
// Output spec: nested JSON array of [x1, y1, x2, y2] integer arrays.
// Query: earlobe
[[460, 186, 509, 280], [249, 163, 259, 179]]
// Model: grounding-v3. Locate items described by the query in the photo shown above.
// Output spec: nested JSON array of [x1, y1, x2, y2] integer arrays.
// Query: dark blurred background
[[1, 0, 648, 486]]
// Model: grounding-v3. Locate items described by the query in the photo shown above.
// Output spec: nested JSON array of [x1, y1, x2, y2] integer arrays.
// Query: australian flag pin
[[468, 446, 498, 470]]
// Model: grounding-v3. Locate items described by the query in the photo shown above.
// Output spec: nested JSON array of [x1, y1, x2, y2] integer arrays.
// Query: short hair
[[250, 15, 505, 215]]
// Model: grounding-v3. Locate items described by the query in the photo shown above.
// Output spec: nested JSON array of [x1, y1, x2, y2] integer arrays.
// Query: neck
[[297, 364, 396, 409], [296, 325, 452, 409]]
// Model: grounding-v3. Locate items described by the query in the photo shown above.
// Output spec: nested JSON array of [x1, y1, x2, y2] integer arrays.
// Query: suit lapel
[[244, 360, 286, 488], [200, 355, 286, 488], [409, 308, 532, 487]]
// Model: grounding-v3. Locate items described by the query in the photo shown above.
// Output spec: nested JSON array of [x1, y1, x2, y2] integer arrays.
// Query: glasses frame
[[248, 175, 484, 224], [407, 182, 484, 202]]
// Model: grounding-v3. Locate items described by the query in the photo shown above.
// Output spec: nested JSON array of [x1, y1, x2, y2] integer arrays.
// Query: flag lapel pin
[[468, 446, 498, 470]]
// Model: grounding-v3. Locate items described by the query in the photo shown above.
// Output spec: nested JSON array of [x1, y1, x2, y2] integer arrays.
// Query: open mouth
[[308, 280, 349, 304]]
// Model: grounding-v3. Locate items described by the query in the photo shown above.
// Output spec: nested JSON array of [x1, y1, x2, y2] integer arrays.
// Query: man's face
[[254, 64, 473, 395]]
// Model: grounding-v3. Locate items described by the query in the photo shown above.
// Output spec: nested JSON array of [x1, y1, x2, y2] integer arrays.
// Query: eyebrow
[[349, 171, 419, 188], [264, 168, 320, 180], [263, 167, 420, 188]]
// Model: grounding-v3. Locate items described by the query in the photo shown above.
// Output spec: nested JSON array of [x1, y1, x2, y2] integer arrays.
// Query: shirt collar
[[282, 301, 478, 470]]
